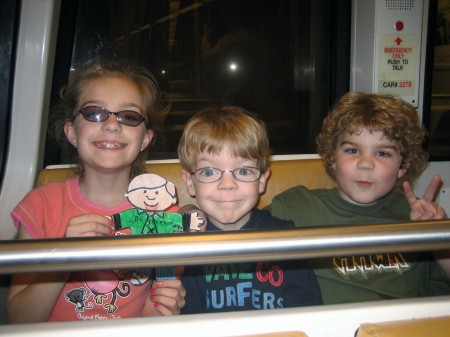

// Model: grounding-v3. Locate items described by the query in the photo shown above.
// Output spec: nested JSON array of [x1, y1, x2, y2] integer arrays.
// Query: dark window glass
[[425, 0, 450, 160], [45, 0, 351, 164], [0, 0, 20, 190]]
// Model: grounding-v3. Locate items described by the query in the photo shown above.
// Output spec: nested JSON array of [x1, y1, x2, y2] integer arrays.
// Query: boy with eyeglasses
[[178, 105, 322, 314]]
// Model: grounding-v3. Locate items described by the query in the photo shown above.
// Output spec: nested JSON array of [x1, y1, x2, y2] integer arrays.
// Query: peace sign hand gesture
[[403, 175, 447, 221]]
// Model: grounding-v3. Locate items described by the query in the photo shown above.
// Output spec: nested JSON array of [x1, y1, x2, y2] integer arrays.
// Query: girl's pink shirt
[[11, 176, 159, 321]]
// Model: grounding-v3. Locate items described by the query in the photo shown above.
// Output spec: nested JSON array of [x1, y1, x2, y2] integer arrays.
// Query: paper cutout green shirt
[[111, 208, 184, 234]]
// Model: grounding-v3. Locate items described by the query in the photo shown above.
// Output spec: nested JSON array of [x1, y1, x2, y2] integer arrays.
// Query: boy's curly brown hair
[[316, 92, 428, 189]]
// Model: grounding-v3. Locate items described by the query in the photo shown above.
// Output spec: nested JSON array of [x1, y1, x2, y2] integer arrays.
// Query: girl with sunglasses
[[7, 59, 186, 322]]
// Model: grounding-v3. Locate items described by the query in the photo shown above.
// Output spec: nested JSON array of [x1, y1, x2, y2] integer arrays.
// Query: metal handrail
[[1, 220, 450, 274]]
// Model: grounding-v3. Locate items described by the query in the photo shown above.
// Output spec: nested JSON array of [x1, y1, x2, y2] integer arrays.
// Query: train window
[[0, 1, 20, 191], [426, 0, 450, 160], [44, 0, 351, 165]]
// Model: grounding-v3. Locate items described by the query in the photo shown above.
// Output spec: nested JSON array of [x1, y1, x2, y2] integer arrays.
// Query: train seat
[[37, 155, 337, 209], [356, 315, 450, 337]]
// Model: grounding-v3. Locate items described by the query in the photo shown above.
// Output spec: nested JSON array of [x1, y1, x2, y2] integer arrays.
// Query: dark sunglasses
[[79, 106, 145, 127]]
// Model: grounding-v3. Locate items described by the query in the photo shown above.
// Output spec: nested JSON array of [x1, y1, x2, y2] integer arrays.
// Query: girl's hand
[[144, 279, 186, 316], [403, 175, 447, 220], [65, 214, 114, 237]]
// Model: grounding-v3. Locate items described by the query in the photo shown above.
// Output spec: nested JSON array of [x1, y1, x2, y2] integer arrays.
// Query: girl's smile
[[92, 140, 127, 150]]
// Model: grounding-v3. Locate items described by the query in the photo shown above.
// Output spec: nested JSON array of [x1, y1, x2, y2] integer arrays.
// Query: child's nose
[[218, 171, 238, 189], [357, 154, 375, 170], [102, 114, 122, 131]]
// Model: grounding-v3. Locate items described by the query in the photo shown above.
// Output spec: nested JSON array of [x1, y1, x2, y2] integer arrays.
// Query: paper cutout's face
[[126, 185, 176, 211]]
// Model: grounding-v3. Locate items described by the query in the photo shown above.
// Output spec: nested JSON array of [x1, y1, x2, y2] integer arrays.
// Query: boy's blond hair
[[316, 92, 428, 189], [178, 105, 271, 172]]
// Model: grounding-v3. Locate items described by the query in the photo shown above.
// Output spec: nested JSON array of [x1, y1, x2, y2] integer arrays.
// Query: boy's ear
[[331, 158, 337, 172], [258, 168, 271, 194], [398, 158, 410, 178], [180, 170, 196, 197]]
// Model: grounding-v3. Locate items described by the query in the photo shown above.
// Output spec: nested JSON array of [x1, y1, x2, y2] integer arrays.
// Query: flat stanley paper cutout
[[109, 173, 203, 279]]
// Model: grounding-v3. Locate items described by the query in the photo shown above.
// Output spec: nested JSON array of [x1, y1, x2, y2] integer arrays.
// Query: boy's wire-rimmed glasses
[[191, 166, 262, 183], [79, 105, 145, 127]]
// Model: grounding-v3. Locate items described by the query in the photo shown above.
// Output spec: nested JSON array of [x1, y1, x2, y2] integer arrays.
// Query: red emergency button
[[395, 21, 404, 31]]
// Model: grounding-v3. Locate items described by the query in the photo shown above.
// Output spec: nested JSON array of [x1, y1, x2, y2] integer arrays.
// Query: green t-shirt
[[267, 186, 444, 304]]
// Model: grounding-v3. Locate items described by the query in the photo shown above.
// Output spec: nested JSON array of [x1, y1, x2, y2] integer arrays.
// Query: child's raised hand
[[144, 279, 186, 316], [403, 175, 447, 221], [65, 214, 114, 237]]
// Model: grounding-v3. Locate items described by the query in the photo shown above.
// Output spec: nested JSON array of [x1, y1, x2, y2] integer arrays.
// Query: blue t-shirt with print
[[181, 208, 322, 314]]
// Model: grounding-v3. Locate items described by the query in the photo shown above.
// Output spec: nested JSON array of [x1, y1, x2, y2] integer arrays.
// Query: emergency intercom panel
[[374, 0, 424, 107]]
